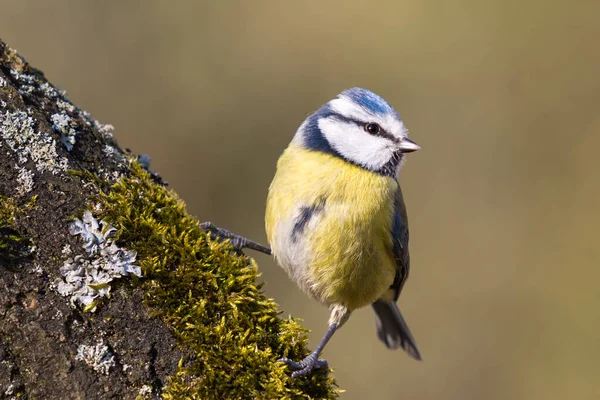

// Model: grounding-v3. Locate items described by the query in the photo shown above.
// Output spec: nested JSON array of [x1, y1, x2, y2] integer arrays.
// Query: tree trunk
[[0, 39, 337, 400]]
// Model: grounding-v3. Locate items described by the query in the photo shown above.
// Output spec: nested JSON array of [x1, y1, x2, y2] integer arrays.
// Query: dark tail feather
[[372, 299, 422, 360]]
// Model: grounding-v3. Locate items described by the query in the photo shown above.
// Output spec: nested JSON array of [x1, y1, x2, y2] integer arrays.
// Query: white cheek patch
[[319, 117, 394, 171]]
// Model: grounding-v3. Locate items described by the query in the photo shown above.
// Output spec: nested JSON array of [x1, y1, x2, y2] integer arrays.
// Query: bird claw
[[200, 222, 271, 255], [278, 354, 329, 378]]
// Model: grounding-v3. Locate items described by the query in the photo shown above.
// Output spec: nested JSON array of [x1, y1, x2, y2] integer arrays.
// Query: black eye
[[365, 123, 381, 135]]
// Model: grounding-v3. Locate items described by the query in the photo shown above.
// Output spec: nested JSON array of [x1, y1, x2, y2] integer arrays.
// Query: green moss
[[70, 169, 110, 190], [0, 195, 35, 264], [0, 196, 17, 224], [92, 163, 339, 399]]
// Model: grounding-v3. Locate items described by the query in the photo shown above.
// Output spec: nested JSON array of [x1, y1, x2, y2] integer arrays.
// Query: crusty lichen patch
[[0, 42, 127, 188], [55, 211, 141, 312], [89, 162, 339, 399], [75, 341, 116, 375], [51, 112, 79, 151], [0, 110, 69, 174], [15, 165, 35, 196]]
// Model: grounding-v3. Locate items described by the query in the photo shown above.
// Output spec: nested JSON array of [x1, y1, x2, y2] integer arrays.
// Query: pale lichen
[[103, 144, 115, 156], [81, 110, 114, 139], [15, 165, 34, 195], [4, 383, 14, 396], [95, 121, 114, 138], [138, 385, 153, 398], [9, 68, 37, 96], [75, 342, 116, 375], [0, 110, 68, 174], [55, 211, 140, 311], [38, 82, 58, 99], [9, 68, 35, 84], [62, 243, 72, 256], [51, 112, 78, 151], [38, 82, 74, 112], [31, 263, 43, 276], [56, 98, 76, 113], [8, 63, 79, 116]]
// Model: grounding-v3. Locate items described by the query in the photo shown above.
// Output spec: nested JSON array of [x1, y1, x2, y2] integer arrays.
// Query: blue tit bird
[[265, 87, 421, 378]]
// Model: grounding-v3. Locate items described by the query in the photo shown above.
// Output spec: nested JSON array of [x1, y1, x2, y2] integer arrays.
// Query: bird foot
[[278, 354, 329, 378], [200, 222, 271, 255]]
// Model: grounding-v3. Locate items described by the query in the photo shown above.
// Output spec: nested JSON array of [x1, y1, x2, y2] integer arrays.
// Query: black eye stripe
[[333, 116, 398, 143]]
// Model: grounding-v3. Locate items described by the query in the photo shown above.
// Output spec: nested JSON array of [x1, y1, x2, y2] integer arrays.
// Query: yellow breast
[[265, 144, 398, 311]]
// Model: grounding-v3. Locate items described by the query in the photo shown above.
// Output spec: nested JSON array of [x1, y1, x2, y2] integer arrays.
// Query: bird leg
[[200, 222, 272, 255], [279, 322, 338, 378]]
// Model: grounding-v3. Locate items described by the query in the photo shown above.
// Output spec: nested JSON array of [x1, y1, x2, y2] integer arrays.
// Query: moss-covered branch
[[0, 38, 339, 399]]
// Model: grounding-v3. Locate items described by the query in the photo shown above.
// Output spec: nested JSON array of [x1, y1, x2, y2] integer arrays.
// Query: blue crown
[[340, 87, 401, 119]]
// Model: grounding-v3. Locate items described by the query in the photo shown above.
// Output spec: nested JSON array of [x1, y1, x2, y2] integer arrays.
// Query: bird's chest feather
[[266, 146, 398, 310]]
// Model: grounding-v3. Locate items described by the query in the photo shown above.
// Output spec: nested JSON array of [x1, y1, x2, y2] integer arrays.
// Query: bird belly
[[266, 145, 398, 311], [304, 203, 397, 311]]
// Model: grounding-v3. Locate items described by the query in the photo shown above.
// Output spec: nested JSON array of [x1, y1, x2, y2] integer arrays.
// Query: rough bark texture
[[0, 40, 185, 400], [0, 40, 338, 399]]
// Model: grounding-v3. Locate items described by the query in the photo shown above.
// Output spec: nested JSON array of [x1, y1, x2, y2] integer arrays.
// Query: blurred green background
[[2, 1, 599, 398]]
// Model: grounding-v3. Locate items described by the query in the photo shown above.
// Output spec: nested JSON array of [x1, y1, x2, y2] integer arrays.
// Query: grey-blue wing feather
[[390, 185, 410, 300], [371, 184, 421, 360]]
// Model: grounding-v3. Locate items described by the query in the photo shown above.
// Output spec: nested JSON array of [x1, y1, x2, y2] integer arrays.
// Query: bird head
[[294, 87, 419, 177]]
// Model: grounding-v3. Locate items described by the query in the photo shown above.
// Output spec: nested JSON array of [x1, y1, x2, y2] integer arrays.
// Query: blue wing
[[390, 185, 410, 301], [373, 184, 421, 358]]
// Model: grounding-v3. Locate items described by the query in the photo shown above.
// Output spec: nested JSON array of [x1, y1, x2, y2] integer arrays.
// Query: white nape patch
[[318, 117, 394, 171], [292, 119, 309, 146]]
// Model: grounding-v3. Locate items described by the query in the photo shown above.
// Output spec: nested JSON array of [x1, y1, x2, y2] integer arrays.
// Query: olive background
[[2, 1, 599, 399]]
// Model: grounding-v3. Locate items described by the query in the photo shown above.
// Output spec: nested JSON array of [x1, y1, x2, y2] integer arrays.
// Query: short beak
[[398, 138, 420, 153]]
